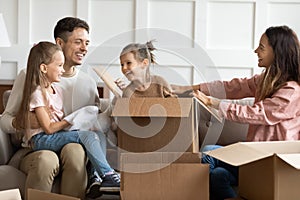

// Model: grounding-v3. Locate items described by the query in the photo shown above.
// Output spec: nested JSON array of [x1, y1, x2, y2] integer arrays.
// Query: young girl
[[15, 41, 120, 192], [115, 41, 176, 98], [176, 25, 300, 199]]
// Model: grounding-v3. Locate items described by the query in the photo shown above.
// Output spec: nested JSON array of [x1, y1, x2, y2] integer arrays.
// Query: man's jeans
[[201, 145, 238, 200], [32, 130, 113, 176]]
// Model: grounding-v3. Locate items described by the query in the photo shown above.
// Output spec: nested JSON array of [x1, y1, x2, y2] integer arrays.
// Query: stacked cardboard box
[[112, 98, 210, 200]]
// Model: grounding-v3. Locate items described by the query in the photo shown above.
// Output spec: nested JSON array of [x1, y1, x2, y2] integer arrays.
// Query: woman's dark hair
[[258, 25, 300, 100]]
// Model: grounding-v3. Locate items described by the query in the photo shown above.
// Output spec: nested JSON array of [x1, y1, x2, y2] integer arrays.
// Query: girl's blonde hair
[[257, 25, 300, 101], [120, 40, 157, 64], [15, 41, 62, 136]]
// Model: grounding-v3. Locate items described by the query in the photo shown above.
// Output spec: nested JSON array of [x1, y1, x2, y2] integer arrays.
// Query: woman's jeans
[[31, 130, 113, 177], [201, 145, 238, 200]]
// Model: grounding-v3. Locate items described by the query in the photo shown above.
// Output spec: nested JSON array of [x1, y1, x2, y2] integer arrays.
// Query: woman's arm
[[35, 107, 70, 134], [171, 84, 199, 95]]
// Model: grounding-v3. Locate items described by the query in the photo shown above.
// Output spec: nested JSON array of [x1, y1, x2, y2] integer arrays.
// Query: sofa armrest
[[8, 148, 32, 169], [0, 124, 14, 165]]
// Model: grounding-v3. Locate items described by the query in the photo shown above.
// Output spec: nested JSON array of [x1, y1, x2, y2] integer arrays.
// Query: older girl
[[15, 41, 120, 193]]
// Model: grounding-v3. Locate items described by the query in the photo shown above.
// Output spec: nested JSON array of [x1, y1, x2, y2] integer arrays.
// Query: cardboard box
[[120, 152, 209, 200], [0, 188, 80, 200], [112, 98, 202, 153], [27, 189, 80, 200], [206, 141, 300, 200], [0, 189, 22, 200]]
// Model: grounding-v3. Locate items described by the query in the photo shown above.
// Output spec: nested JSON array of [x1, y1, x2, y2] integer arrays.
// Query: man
[[0, 17, 112, 199]]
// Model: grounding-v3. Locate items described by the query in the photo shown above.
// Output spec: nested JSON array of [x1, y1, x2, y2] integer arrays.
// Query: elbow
[[44, 128, 54, 135]]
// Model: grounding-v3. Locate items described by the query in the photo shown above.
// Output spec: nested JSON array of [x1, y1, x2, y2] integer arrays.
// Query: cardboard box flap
[[277, 153, 300, 169], [205, 142, 273, 166], [206, 141, 300, 166], [241, 140, 300, 154], [0, 189, 22, 200], [112, 98, 192, 117]]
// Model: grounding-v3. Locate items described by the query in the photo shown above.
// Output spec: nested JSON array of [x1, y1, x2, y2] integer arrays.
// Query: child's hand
[[193, 90, 221, 109], [171, 84, 193, 95], [115, 78, 128, 90]]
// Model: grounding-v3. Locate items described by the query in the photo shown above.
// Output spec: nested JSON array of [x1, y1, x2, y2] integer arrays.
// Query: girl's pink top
[[26, 84, 64, 140], [199, 74, 300, 141]]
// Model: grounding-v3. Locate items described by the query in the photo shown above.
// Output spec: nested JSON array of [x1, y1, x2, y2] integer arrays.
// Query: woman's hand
[[193, 90, 221, 109]]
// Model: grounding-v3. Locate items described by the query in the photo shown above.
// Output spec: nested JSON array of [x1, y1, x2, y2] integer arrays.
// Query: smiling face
[[42, 50, 65, 83], [58, 27, 90, 70], [120, 52, 149, 81], [254, 33, 275, 68]]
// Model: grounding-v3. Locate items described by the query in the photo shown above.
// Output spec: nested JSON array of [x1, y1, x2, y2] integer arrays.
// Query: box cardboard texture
[[112, 98, 199, 153], [206, 141, 300, 200], [0, 188, 80, 200], [120, 152, 209, 200], [0, 189, 22, 200]]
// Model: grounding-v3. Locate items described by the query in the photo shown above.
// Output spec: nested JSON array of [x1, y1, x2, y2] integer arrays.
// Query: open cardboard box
[[120, 152, 209, 200], [205, 140, 300, 200], [0, 189, 22, 200], [0, 188, 80, 200], [112, 97, 220, 153]]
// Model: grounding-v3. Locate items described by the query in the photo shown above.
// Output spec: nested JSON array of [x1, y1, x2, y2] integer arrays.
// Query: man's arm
[[0, 69, 26, 133]]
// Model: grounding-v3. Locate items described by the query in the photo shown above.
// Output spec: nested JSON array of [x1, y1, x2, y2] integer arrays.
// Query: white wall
[[0, 0, 299, 91]]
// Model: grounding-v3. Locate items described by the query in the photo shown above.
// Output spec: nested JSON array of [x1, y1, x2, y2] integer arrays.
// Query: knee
[[28, 150, 59, 178], [210, 167, 231, 184], [60, 143, 87, 171]]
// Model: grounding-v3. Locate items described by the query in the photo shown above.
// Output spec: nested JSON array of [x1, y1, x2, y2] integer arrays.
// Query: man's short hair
[[54, 17, 89, 42]]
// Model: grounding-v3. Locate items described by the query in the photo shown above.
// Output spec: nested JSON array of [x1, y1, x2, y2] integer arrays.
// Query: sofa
[[0, 89, 123, 198], [0, 90, 27, 197], [0, 90, 251, 198]]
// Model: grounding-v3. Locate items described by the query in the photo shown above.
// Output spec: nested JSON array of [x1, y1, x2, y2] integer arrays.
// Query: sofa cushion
[[0, 127, 13, 165], [0, 165, 26, 197], [2, 90, 11, 110]]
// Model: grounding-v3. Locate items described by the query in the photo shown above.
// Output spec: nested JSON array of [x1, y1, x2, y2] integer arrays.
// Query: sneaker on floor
[[86, 175, 103, 199], [100, 172, 120, 193]]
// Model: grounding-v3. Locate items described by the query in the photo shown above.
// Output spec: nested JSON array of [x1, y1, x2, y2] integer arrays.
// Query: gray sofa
[[0, 90, 27, 197], [0, 90, 251, 198]]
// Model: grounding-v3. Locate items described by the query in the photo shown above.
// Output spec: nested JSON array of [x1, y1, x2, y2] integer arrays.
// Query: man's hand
[[29, 112, 41, 129], [12, 112, 41, 130]]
